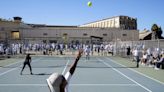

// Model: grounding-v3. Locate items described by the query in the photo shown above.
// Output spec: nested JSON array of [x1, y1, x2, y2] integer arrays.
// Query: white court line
[[0, 68, 18, 76], [106, 57, 164, 85], [70, 83, 138, 86], [0, 59, 24, 76], [62, 59, 70, 74], [83, 60, 98, 61], [0, 83, 138, 87], [97, 58, 152, 92], [0, 59, 24, 69], [0, 84, 47, 87], [0, 58, 42, 77]]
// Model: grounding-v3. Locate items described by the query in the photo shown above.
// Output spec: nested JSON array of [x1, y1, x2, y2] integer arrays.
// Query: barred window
[[83, 33, 88, 36], [122, 34, 127, 36], [43, 33, 48, 36], [63, 33, 68, 36], [103, 33, 107, 36]]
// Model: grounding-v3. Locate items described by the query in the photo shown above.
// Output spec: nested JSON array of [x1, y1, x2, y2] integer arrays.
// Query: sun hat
[[46, 73, 65, 92]]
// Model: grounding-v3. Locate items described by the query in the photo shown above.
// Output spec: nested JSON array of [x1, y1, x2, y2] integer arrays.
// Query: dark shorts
[[134, 56, 139, 62], [24, 61, 30, 65]]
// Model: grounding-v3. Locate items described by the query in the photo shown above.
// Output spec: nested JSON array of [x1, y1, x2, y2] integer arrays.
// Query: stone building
[[0, 16, 139, 45], [80, 15, 137, 30]]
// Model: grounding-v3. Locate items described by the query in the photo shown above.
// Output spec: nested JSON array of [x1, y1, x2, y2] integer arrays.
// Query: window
[[122, 34, 127, 36], [103, 33, 107, 36], [101, 22, 103, 27], [83, 33, 88, 36], [43, 33, 48, 36], [107, 21, 109, 27], [11, 31, 20, 39], [49, 40, 57, 43], [103, 22, 105, 27], [63, 33, 68, 36]]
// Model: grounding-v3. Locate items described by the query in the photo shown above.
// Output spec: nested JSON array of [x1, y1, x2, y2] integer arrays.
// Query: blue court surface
[[0, 55, 164, 92]]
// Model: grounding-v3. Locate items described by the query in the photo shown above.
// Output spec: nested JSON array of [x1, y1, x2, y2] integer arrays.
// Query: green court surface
[[0, 55, 164, 92]]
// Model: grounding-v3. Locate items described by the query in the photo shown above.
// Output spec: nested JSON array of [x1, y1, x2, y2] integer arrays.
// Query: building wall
[[0, 21, 20, 43], [80, 16, 137, 30], [119, 16, 137, 30], [21, 27, 139, 44], [0, 16, 139, 44]]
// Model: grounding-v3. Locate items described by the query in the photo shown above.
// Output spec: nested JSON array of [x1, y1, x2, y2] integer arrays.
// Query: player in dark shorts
[[20, 54, 33, 75]]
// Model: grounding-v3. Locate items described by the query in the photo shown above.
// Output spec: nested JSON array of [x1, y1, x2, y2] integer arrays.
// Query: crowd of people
[[131, 47, 164, 70], [0, 42, 164, 70], [0, 43, 114, 57]]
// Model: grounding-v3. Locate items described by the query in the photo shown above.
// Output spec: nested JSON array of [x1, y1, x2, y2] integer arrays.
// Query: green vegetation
[[151, 24, 163, 39]]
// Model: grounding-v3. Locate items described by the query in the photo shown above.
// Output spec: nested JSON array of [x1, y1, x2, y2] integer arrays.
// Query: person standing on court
[[85, 45, 91, 60], [126, 46, 131, 58], [133, 48, 140, 68], [46, 49, 83, 92], [20, 54, 33, 75]]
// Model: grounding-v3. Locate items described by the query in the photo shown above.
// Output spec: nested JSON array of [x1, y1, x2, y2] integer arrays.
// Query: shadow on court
[[0, 65, 67, 68], [21, 73, 52, 76]]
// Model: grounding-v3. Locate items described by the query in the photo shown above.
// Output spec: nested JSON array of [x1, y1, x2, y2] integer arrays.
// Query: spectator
[[126, 46, 131, 58], [141, 52, 148, 66], [85, 46, 91, 60], [154, 54, 164, 70], [133, 48, 140, 68]]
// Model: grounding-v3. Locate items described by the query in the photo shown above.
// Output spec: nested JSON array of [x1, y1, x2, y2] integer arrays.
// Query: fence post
[[158, 39, 160, 49]]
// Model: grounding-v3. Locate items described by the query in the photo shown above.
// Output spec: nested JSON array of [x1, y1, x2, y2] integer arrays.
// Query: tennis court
[[0, 55, 164, 92]]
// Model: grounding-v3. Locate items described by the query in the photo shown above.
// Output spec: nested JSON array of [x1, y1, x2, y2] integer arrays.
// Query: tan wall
[[21, 27, 139, 44], [80, 17, 120, 28], [0, 20, 139, 44], [0, 21, 20, 29]]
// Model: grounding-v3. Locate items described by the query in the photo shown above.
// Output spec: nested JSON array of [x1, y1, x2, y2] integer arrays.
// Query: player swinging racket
[[20, 54, 33, 75], [46, 49, 83, 92]]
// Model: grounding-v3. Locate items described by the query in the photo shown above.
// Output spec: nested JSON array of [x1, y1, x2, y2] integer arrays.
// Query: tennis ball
[[87, 1, 92, 7]]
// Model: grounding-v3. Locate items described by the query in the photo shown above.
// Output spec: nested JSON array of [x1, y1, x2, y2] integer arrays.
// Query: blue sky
[[0, 0, 164, 32]]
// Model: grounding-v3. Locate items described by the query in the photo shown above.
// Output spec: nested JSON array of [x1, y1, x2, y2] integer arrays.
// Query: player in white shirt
[[85, 46, 91, 60], [47, 49, 83, 92], [132, 48, 140, 68]]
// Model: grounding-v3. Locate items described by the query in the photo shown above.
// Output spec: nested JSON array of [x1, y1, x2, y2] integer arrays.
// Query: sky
[[0, 0, 164, 33]]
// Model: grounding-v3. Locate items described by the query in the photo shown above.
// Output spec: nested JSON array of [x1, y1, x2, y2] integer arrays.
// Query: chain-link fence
[[109, 39, 164, 58]]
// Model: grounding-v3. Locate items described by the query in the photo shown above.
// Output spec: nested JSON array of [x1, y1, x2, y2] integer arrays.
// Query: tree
[[157, 27, 163, 39], [151, 24, 158, 32], [151, 24, 163, 39]]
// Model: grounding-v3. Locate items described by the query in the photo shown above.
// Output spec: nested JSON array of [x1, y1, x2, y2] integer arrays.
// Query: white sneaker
[[154, 67, 159, 70], [148, 65, 153, 67]]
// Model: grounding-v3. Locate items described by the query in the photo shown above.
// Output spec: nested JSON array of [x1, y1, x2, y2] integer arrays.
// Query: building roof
[[139, 30, 152, 40], [27, 24, 77, 28]]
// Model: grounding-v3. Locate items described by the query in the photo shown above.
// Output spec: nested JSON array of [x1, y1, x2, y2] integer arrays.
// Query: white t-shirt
[[85, 48, 90, 55], [133, 49, 139, 56], [64, 72, 72, 92], [143, 54, 148, 59]]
